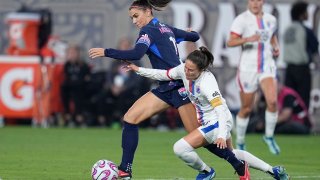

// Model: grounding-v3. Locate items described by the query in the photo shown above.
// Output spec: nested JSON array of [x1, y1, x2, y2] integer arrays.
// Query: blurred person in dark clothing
[[276, 83, 312, 134], [91, 37, 150, 127], [61, 44, 91, 127], [283, 1, 319, 110]]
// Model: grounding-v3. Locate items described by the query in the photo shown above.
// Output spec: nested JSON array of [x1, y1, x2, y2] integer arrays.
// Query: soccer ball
[[91, 159, 119, 180]]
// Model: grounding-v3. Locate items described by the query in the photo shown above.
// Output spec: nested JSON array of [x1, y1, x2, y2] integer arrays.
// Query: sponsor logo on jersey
[[137, 34, 150, 46], [178, 87, 188, 98], [212, 91, 220, 98], [256, 30, 269, 42]]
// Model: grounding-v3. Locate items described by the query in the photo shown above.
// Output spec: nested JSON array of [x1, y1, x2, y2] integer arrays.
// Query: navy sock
[[204, 144, 245, 176], [119, 121, 139, 173]]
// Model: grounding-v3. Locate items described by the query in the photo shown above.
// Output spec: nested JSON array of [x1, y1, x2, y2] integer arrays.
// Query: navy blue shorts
[[151, 80, 190, 109]]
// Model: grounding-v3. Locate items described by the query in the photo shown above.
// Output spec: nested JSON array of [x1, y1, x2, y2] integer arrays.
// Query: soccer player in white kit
[[125, 47, 289, 180], [227, 0, 281, 154]]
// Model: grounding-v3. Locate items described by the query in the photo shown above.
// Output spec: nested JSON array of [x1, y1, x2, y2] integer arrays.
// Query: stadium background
[[0, 0, 319, 132]]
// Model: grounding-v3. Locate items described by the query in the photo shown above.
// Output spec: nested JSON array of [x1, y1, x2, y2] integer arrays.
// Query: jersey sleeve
[[283, 95, 295, 109], [136, 64, 183, 81], [200, 73, 228, 139], [104, 29, 152, 60], [230, 15, 244, 37], [170, 26, 200, 44], [305, 26, 319, 54], [201, 74, 222, 103], [270, 15, 278, 35]]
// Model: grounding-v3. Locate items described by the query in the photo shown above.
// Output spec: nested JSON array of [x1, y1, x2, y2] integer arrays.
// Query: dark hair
[[291, 1, 308, 21], [129, 0, 172, 11], [186, 46, 214, 71]]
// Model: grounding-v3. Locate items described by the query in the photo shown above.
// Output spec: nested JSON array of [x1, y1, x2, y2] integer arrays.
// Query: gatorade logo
[[0, 67, 34, 111]]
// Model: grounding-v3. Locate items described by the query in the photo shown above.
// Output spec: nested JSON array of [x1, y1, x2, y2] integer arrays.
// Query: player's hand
[[214, 138, 227, 149], [88, 48, 105, 59], [245, 34, 260, 43], [122, 61, 139, 72], [186, 28, 193, 32], [273, 47, 280, 58]]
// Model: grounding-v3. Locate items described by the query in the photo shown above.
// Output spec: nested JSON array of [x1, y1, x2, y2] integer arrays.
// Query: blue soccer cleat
[[272, 166, 290, 180], [236, 143, 246, 150], [196, 167, 216, 180], [263, 136, 280, 155]]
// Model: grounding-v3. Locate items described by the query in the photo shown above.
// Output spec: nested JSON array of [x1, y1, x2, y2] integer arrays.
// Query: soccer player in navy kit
[[89, 0, 247, 179]]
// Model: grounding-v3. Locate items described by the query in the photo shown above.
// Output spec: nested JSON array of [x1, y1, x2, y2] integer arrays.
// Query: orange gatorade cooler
[[5, 12, 40, 55]]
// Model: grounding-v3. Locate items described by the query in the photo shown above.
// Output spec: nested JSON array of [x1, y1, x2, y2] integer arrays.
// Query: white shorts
[[236, 68, 276, 93], [198, 111, 233, 144]]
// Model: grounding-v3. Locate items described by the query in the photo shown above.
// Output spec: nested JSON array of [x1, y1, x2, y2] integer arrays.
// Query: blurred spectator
[[283, 1, 319, 110], [247, 82, 313, 134], [276, 83, 312, 134], [90, 37, 151, 127], [183, 42, 197, 61], [61, 44, 91, 127]]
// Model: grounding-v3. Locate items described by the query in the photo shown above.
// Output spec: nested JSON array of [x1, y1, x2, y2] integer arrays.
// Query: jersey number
[[169, 36, 178, 55]]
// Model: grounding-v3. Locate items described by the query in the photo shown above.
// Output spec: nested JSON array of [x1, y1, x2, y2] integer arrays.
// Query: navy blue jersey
[[105, 18, 199, 70]]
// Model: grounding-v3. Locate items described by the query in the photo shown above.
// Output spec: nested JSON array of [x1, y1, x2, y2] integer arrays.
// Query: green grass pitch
[[0, 127, 319, 179]]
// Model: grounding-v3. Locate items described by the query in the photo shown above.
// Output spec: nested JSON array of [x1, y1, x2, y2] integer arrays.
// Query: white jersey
[[230, 10, 277, 73], [137, 64, 232, 140]]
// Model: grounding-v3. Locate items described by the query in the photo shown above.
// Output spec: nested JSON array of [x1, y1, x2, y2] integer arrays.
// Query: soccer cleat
[[263, 136, 280, 155], [118, 169, 132, 180], [236, 143, 246, 150], [196, 167, 216, 180], [272, 166, 290, 180], [239, 161, 250, 180]]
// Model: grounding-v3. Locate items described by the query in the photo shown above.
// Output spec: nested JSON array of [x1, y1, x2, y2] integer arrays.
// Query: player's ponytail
[[186, 46, 214, 71], [130, 0, 171, 11], [147, 0, 171, 11]]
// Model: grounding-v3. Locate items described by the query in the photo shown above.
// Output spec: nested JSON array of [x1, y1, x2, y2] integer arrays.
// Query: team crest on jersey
[[178, 87, 188, 98], [137, 34, 151, 46], [267, 21, 271, 28], [212, 91, 220, 98], [196, 86, 201, 94]]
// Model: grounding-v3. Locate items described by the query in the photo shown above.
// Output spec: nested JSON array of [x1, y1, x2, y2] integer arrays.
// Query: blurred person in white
[[283, 1, 319, 111], [227, 0, 280, 154]]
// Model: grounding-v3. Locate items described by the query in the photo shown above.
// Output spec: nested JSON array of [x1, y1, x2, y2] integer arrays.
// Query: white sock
[[173, 138, 209, 172], [233, 149, 273, 172], [236, 116, 249, 144], [265, 110, 278, 137]]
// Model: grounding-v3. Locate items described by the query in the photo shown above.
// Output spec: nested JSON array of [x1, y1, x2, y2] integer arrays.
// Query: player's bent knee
[[266, 100, 277, 111], [173, 139, 193, 157], [241, 106, 253, 117], [173, 139, 199, 167], [123, 112, 141, 124]]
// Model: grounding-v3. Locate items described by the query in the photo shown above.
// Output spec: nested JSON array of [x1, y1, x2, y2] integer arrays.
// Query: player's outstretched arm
[[125, 63, 180, 81], [88, 43, 148, 60]]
